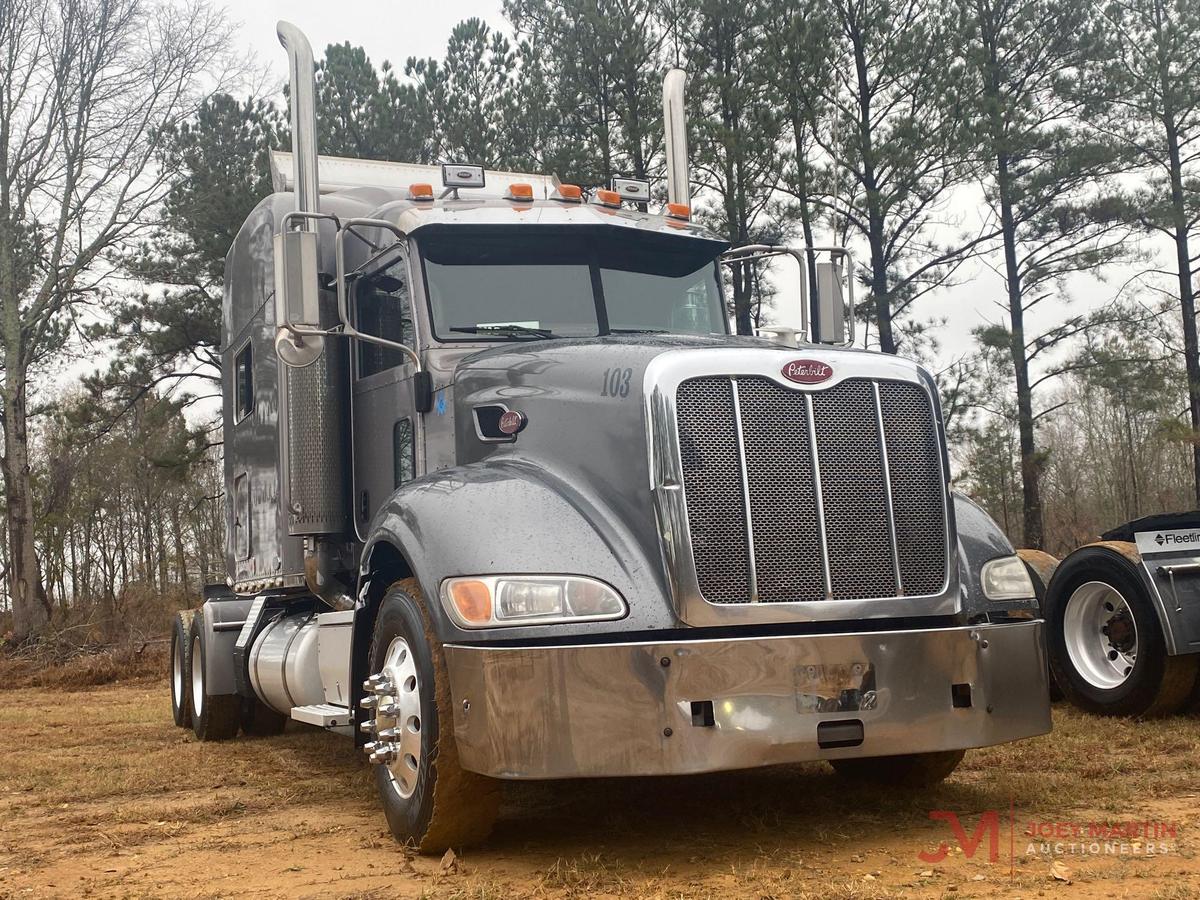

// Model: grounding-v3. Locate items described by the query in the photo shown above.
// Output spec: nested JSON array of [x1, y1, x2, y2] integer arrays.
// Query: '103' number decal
[[601, 367, 633, 398]]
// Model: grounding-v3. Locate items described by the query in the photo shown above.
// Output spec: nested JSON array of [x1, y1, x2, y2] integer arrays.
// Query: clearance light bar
[[440, 575, 627, 628], [408, 183, 434, 200], [612, 177, 651, 202]]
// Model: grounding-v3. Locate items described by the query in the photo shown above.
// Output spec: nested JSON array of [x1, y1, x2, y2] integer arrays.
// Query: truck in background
[[168, 21, 1052, 852]]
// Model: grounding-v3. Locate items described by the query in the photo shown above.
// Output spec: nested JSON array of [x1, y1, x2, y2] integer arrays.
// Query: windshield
[[418, 229, 727, 341]]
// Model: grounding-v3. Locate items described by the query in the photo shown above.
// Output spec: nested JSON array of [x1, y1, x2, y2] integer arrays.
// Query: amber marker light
[[666, 202, 691, 220], [447, 579, 492, 624], [408, 183, 434, 200], [554, 184, 583, 202], [506, 182, 534, 201], [595, 189, 621, 208]]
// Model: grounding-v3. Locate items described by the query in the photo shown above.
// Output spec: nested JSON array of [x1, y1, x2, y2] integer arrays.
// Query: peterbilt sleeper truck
[[168, 21, 1053, 852]]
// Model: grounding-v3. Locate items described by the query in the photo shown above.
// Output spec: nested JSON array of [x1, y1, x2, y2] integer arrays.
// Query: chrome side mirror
[[719, 244, 855, 347]]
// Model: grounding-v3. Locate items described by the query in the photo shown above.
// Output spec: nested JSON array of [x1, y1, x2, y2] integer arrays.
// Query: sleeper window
[[234, 343, 253, 420]]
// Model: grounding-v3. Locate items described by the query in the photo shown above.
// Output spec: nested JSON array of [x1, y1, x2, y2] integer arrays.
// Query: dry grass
[[0, 640, 169, 689], [0, 679, 1198, 899]]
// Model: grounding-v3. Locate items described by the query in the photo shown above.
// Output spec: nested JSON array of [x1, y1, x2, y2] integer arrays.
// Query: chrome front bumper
[[444, 620, 1051, 779]]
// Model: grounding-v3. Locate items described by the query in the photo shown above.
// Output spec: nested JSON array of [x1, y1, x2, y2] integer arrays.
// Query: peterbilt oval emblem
[[498, 409, 527, 435], [781, 359, 833, 384]]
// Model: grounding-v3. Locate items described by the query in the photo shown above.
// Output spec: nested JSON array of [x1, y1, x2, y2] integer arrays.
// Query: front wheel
[[1046, 547, 1198, 718], [829, 749, 965, 787], [361, 579, 500, 852]]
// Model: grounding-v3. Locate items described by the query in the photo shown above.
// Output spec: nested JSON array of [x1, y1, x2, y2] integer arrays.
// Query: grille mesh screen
[[675, 375, 946, 604], [675, 378, 750, 604]]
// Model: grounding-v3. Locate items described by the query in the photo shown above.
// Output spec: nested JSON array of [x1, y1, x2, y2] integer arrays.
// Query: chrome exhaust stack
[[276, 21, 320, 224], [662, 69, 689, 207]]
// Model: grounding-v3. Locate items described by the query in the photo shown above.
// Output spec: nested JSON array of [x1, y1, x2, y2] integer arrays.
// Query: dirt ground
[[2, 677, 1198, 899]]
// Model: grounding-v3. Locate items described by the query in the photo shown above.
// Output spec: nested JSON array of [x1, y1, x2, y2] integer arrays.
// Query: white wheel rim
[[172, 634, 184, 712], [190, 634, 205, 719], [1063, 581, 1138, 690], [373, 637, 423, 799]]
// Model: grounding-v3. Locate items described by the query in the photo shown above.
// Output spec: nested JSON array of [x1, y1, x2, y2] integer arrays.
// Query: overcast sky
[[224, 0, 505, 78]]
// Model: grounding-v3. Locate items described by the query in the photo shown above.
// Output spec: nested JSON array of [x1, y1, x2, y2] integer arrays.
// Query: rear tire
[[170, 610, 196, 728], [830, 749, 965, 787], [365, 578, 500, 852], [1046, 546, 1199, 718], [188, 613, 241, 741]]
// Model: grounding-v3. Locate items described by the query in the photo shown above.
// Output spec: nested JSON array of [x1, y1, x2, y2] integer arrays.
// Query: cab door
[[350, 248, 423, 538]]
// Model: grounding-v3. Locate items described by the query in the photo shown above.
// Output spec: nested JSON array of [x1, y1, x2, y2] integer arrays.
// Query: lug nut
[[363, 741, 378, 754], [377, 727, 401, 740], [368, 744, 397, 764], [359, 720, 377, 735], [359, 695, 380, 710], [378, 702, 401, 717], [371, 680, 394, 695]]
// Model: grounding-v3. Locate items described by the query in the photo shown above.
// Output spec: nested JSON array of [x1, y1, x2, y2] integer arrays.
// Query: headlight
[[440, 575, 627, 628], [980, 555, 1035, 601]]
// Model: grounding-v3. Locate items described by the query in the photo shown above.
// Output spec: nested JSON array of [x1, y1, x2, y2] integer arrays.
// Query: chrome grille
[[675, 376, 947, 604]]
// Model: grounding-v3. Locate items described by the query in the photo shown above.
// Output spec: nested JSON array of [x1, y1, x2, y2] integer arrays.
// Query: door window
[[354, 253, 414, 378]]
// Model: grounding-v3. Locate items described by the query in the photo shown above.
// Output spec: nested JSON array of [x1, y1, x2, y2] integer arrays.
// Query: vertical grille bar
[[729, 379, 759, 602], [872, 382, 905, 595], [804, 394, 834, 601]]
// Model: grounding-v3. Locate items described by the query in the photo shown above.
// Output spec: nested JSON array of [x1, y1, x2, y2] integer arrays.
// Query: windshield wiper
[[607, 328, 667, 334], [449, 325, 556, 340]]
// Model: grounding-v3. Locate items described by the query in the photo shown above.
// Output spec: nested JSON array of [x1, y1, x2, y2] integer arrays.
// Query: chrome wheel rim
[[190, 634, 204, 719], [375, 637, 423, 799], [172, 634, 184, 712], [1063, 581, 1138, 690]]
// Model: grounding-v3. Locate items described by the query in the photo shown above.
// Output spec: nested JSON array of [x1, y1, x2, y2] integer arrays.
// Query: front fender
[[953, 492, 1039, 619], [361, 458, 677, 643]]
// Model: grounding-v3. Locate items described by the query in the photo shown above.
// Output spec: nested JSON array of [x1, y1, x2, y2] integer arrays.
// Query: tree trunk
[[997, 151, 1044, 549], [1, 375, 50, 642], [1162, 105, 1200, 506]]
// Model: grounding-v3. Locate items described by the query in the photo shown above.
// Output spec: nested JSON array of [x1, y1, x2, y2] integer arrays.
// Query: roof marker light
[[408, 183, 434, 200], [666, 202, 691, 220], [594, 189, 621, 208], [553, 184, 583, 202], [506, 182, 534, 201]]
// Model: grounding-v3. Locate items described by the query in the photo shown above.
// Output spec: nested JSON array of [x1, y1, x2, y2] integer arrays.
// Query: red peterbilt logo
[[781, 359, 833, 384]]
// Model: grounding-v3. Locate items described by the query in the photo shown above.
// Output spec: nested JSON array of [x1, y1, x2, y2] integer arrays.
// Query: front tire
[[188, 613, 242, 741], [1046, 546, 1198, 717], [170, 610, 196, 728], [364, 579, 500, 852], [830, 749, 965, 787]]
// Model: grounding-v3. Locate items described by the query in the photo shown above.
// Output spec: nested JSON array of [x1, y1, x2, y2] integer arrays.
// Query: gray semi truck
[[168, 21, 1053, 852]]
